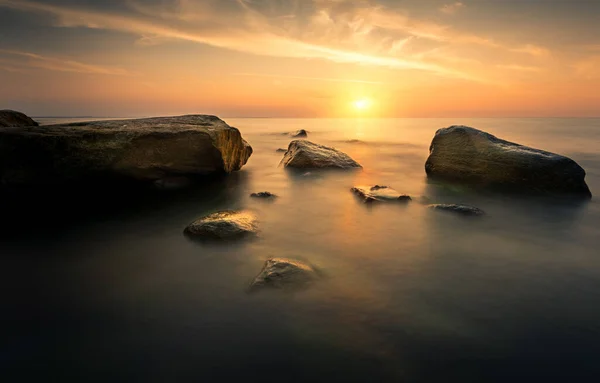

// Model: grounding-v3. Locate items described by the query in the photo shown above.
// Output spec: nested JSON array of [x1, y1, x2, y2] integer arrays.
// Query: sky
[[0, 0, 599, 117]]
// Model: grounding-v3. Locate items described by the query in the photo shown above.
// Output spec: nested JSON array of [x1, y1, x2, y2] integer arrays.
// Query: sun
[[353, 98, 371, 111]]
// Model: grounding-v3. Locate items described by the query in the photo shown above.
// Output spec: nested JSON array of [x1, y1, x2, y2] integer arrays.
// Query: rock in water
[[184, 210, 258, 240], [425, 126, 591, 198], [250, 191, 277, 199], [0, 115, 252, 186], [280, 140, 361, 169], [290, 129, 308, 138], [351, 185, 412, 203], [249, 258, 319, 291], [428, 204, 485, 216], [0, 110, 38, 127]]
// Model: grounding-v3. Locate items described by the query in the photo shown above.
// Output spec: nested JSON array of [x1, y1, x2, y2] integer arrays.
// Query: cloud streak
[[0, 49, 133, 75], [234, 73, 383, 84], [440, 2, 464, 15]]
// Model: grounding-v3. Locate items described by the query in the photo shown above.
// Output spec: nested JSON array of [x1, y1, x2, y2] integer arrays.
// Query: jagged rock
[[280, 140, 361, 169], [428, 204, 485, 216], [425, 126, 591, 198], [351, 185, 412, 203], [184, 210, 258, 240], [0, 110, 38, 127], [0, 115, 252, 186], [248, 258, 319, 291], [251, 191, 277, 199]]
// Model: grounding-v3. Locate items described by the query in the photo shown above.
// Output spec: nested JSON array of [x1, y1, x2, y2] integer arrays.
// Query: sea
[[2, 117, 600, 382]]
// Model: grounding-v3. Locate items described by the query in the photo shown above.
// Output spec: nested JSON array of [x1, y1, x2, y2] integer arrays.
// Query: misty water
[[2, 118, 600, 382]]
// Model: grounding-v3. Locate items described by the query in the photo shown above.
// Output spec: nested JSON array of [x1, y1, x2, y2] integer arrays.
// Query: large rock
[[0, 115, 252, 186], [248, 258, 319, 291], [425, 126, 591, 198], [184, 210, 258, 240], [351, 185, 412, 204], [280, 140, 361, 169], [0, 110, 38, 127]]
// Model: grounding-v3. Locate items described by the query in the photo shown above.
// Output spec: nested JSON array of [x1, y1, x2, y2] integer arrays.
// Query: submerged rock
[[289, 129, 308, 138], [428, 204, 485, 216], [0, 110, 38, 127], [280, 140, 362, 169], [425, 125, 591, 198], [250, 191, 277, 199], [351, 185, 412, 204], [249, 258, 319, 291], [0, 115, 252, 187], [184, 210, 258, 240]]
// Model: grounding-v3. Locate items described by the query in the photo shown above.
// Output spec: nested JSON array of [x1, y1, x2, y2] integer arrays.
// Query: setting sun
[[353, 99, 372, 111]]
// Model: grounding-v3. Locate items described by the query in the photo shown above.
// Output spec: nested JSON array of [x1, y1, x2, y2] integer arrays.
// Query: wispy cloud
[[497, 64, 542, 72], [0, 49, 134, 75], [440, 2, 464, 15], [234, 72, 383, 84], [0, 0, 549, 83]]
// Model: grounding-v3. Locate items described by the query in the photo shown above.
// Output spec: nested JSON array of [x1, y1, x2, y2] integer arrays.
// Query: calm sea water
[[2, 117, 600, 382]]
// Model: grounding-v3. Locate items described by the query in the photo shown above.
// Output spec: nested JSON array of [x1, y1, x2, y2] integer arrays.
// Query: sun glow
[[353, 98, 371, 111]]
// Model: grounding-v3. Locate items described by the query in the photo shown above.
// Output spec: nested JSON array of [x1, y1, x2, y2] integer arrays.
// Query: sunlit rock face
[[425, 126, 591, 198], [0, 110, 38, 127], [428, 204, 485, 217], [351, 185, 412, 204], [0, 115, 252, 186], [280, 140, 362, 169], [248, 258, 320, 292], [184, 210, 258, 240]]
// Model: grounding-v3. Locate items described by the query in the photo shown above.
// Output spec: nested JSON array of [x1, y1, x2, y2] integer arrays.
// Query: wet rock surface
[[280, 140, 362, 169], [352, 185, 412, 204], [184, 210, 258, 240], [428, 204, 485, 216], [425, 125, 591, 198], [248, 258, 320, 291]]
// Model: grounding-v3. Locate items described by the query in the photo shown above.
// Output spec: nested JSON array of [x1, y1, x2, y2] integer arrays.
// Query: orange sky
[[0, 0, 599, 117]]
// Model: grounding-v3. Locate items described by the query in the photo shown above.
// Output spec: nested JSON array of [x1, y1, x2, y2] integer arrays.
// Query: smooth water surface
[[2, 118, 600, 382]]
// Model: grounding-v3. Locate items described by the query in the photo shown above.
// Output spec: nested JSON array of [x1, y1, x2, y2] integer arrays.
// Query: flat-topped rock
[[280, 140, 361, 169], [425, 126, 591, 198], [0, 110, 38, 127], [0, 115, 252, 186], [351, 185, 412, 204], [428, 204, 485, 216], [248, 258, 320, 291], [184, 210, 258, 240]]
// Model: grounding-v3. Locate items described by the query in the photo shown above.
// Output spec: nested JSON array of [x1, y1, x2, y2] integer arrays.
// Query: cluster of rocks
[[1, 110, 593, 292]]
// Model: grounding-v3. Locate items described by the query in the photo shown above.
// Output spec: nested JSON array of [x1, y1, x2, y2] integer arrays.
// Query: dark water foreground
[[2, 118, 600, 382]]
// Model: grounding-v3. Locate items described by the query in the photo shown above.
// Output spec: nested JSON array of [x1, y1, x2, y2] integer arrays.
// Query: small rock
[[280, 140, 362, 169], [250, 191, 277, 199], [290, 129, 308, 138], [276, 148, 287, 153], [428, 204, 485, 216], [248, 258, 319, 291], [352, 185, 412, 203], [184, 210, 258, 240]]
